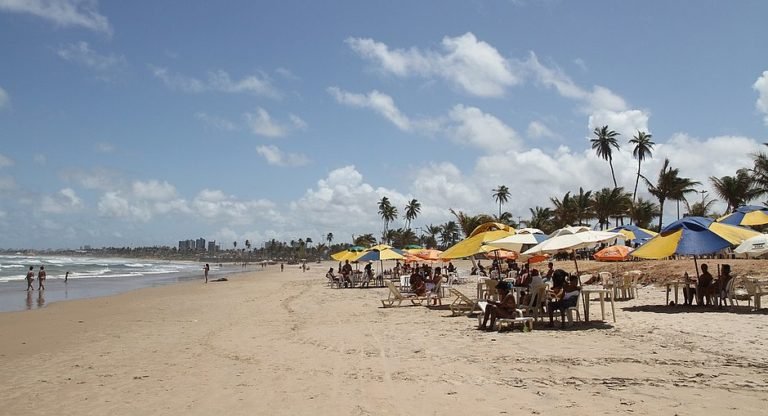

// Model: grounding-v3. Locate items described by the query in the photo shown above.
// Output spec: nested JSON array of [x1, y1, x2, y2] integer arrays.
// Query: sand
[[1, 260, 767, 415]]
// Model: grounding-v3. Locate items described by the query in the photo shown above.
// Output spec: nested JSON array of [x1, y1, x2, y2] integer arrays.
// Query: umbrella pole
[[572, 252, 580, 275], [693, 256, 700, 278]]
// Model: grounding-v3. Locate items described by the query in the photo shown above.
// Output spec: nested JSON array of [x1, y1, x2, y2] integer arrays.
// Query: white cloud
[[0, 0, 112, 34], [149, 66, 279, 97], [33, 154, 46, 165], [132, 180, 177, 201], [97, 191, 152, 222], [289, 114, 307, 130], [347, 32, 520, 97], [245, 107, 287, 137], [56, 41, 125, 71], [587, 109, 650, 140], [256, 145, 309, 167], [0, 153, 13, 168], [95, 142, 115, 153], [754, 70, 768, 125], [328, 87, 413, 131], [527, 120, 556, 139], [0, 85, 8, 108], [0, 175, 15, 190], [60, 167, 117, 190], [446, 104, 522, 152], [40, 188, 83, 213], [195, 112, 238, 132], [192, 189, 277, 225]]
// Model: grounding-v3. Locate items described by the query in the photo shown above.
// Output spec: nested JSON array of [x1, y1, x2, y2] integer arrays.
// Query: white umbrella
[[487, 231, 548, 253], [548, 225, 591, 238], [522, 229, 622, 274], [734, 233, 768, 257]]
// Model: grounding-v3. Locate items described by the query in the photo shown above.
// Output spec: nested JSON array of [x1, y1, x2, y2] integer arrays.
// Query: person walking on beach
[[203, 263, 210, 283], [65, 271, 69, 283], [280, 263, 284, 272], [25, 266, 35, 291], [37, 266, 46, 291]]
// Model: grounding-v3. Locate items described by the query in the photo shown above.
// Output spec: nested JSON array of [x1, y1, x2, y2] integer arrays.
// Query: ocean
[[0, 254, 239, 313]]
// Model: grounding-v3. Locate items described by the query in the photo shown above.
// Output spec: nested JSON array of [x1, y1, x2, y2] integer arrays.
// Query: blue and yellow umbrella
[[632, 216, 759, 276], [609, 224, 657, 242], [716, 205, 768, 226]]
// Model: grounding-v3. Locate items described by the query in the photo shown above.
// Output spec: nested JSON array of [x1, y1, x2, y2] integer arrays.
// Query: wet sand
[[0, 261, 766, 415]]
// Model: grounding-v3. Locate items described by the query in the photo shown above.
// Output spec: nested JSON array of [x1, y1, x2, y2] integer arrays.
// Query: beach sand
[[1, 261, 767, 415]]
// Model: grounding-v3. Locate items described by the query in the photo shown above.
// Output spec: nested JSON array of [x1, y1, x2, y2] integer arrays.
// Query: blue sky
[[1, 0, 767, 249]]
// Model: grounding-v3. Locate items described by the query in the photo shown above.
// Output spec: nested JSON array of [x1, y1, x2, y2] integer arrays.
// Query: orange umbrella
[[404, 253, 421, 263], [416, 249, 444, 262], [484, 249, 517, 260], [593, 245, 632, 262]]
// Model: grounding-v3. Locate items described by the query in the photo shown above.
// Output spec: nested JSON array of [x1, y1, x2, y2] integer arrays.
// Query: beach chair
[[516, 284, 548, 322], [326, 272, 341, 288], [448, 288, 480, 316], [550, 291, 581, 326], [477, 300, 535, 332], [381, 280, 428, 307], [724, 278, 751, 308]]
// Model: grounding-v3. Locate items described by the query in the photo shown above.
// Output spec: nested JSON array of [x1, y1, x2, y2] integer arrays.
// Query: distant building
[[208, 241, 217, 253], [178, 239, 195, 251], [196, 238, 206, 251]]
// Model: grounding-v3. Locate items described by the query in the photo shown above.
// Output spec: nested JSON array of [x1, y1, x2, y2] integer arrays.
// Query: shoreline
[[0, 263, 258, 313]]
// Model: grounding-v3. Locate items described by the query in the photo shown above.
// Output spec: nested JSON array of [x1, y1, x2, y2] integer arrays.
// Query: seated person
[[697, 264, 716, 305], [544, 262, 555, 282], [514, 264, 531, 287], [478, 281, 518, 330], [326, 267, 340, 286], [447, 262, 456, 273], [716, 264, 733, 306], [426, 267, 443, 305], [341, 260, 353, 288], [410, 272, 427, 296], [548, 275, 581, 328]]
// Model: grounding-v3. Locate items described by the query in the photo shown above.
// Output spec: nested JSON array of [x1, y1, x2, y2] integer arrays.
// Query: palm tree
[[591, 187, 631, 230], [750, 143, 768, 198], [643, 158, 699, 230], [710, 168, 760, 213], [353, 233, 377, 247], [377, 196, 398, 240], [550, 191, 576, 228], [404, 199, 421, 230], [629, 197, 660, 230], [439, 221, 460, 248], [573, 187, 594, 226], [492, 185, 510, 218], [685, 195, 718, 218], [590, 125, 621, 188], [494, 211, 515, 226], [233, 241, 237, 251], [670, 175, 701, 220], [525, 206, 553, 233], [629, 131, 655, 203], [326, 232, 333, 247], [449, 209, 494, 238]]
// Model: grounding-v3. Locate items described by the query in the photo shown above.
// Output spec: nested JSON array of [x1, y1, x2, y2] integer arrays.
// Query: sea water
[[0, 254, 236, 312]]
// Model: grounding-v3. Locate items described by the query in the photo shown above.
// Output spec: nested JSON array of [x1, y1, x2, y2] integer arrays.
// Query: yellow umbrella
[[440, 228, 514, 259], [330, 245, 366, 261]]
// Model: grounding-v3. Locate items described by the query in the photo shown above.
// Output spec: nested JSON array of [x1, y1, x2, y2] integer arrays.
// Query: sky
[[1, 0, 767, 250]]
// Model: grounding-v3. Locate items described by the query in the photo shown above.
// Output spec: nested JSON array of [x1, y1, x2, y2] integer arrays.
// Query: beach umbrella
[[548, 225, 591, 238], [522, 229, 622, 273], [716, 205, 768, 226], [482, 246, 517, 260], [439, 222, 514, 260], [733, 234, 768, 257], [631, 216, 760, 276], [487, 230, 548, 253], [609, 225, 657, 242], [330, 245, 366, 261], [593, 245, 632, 262], [415, 249, 443, 262], [354, 246, 407, 279]]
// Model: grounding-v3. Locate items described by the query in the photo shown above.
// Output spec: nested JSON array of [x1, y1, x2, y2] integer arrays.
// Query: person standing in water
[[26, 266, 35, 291], [65, 271, 69, 283], [203, 263, 210, 283], [37, 266, 46, 291]]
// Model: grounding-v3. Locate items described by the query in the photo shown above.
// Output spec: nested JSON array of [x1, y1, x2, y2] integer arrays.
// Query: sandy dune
[[1, 261, 767, 415]]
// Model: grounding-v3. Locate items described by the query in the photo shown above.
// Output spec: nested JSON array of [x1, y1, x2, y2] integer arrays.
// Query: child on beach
[[26, 266, 35, 291]]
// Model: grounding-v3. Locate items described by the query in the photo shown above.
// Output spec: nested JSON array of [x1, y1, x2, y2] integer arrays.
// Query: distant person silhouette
[[37, 266, 46, 290], [26, 266, 35, 291], [203, 263, 210, 283]]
